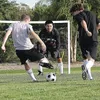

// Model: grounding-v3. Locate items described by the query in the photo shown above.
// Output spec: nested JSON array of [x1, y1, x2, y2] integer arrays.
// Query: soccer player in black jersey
[[70, 3, 100, 80], [37, 20, 63, 75]]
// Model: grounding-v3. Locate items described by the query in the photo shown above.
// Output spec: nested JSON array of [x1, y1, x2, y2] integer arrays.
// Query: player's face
[[27, 18, 31, 23], [45, 24, 53, 32], [25, 17, 31, 23]]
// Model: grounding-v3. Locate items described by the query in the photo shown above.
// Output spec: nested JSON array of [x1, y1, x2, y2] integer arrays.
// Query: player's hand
[[41, 43, 46, 53], [1, 45, 6, 53], [86, 30, 92, 37]]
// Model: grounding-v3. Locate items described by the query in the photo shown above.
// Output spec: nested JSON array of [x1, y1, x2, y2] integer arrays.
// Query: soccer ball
[[46, 72, 56, 82]]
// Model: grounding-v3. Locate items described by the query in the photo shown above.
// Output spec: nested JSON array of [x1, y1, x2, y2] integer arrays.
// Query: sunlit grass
[[0, 67, 100, 100]]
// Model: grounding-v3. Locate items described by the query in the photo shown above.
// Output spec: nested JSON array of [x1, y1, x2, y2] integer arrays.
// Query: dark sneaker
[[81, 65, 87, 80], [37, 70, 43, 76], [39, 62, 54, 69]]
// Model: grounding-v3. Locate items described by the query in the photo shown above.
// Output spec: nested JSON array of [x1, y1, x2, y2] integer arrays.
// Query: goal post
[[0, 20, 71, 74]]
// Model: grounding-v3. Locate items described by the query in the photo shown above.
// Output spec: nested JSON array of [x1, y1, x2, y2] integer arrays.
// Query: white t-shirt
[[8, 22, 34, 50]]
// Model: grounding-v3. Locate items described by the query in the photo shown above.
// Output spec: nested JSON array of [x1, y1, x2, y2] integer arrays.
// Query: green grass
[[0, 67, 100, 100]]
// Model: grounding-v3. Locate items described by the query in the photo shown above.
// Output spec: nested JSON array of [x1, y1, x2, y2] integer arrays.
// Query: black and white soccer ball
[[46, 72, 56, 82]]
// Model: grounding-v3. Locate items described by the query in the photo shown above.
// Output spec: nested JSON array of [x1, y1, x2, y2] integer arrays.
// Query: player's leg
[[56, 51, 63, 74], [25, 60, 37, 81], [57, 57, 64, 74], [37, 57, 49, 75], [79, 43, 88, 80], [38, 57, 54, 75], [39, 57, 54, 69], [85, 58, 94, 80], [37, 50, 49, 75], [85, 42, 98, 80], [38, 63, 43, 75], [51, 50, 64, 74], [28, 48, 54, 75], [81, 59, 88, 80], [16, 50, 37, 81]]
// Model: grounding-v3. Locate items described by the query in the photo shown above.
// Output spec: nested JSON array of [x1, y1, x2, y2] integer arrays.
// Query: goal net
[[0, 20, 70, 74]]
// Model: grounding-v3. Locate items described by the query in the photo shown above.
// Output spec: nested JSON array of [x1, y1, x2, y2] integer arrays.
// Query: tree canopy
[[0, 0, 100, 62]]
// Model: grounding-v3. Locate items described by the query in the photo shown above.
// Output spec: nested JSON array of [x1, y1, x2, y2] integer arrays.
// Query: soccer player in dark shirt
[[70, 3, 100, 80], [37, 20, 63, 75]]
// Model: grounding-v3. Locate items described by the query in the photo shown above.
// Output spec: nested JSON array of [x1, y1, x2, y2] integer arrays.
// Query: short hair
[[45, 20, 53, 25], [21, 14, 30, 21], [70, 3, 84, 13]]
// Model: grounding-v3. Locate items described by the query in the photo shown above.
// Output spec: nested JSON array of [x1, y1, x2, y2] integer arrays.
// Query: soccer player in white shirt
[[1, 14, 53, 82]]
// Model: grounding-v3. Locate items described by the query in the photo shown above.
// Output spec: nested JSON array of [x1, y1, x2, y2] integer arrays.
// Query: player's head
[[45, 20, 54, 32], [70, 3, 84, 16], [21, 14, 31, 23]]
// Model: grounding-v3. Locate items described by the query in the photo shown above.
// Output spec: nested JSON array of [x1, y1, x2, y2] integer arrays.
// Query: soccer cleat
[[39, 62, 54, 69], [90, 78, 93, 80], [33, 80, 38, 82], [37, 70, 43, 76], [81, 65, 87, 80]]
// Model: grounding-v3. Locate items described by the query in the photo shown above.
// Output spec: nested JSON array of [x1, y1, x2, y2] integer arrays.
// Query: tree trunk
[[70, 20, 77, 63], [70, 39, 74, 62], [70, 33, 77, 63], [73, 33, 77, 62], [70, 21, 74, 63]]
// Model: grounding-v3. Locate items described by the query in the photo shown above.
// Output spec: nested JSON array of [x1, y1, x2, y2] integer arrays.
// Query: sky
[[8, 0, 40, 8]]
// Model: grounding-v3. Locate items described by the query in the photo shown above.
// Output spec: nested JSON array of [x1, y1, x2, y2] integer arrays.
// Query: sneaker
[[90, 78, 93, 80], [39, 62, 54, 69], [81, 65, 87, 80], [37, 70, 43, 76], [33, 80, 38, 82]]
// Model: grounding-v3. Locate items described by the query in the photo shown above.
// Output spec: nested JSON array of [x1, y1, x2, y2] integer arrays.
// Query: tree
[[47, 0, 78, 62], [33, 0, 100, 62], [32, 0, 78, 62], [1, 0, 100, 62], [0, 0, 33, 62]]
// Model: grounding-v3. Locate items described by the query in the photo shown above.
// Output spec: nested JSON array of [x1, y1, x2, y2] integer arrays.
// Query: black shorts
[[16, 48, 44, 64], [79, 41, 98, 60], [45, 49, 61, 59]]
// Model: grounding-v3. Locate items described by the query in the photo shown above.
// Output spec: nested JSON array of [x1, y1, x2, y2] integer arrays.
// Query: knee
[[40, 57, 49, 63], [57, 58, 62, 63]]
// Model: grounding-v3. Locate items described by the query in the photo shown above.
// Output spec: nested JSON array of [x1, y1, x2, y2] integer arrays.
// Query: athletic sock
[[38, 63, 43, 72], [27, 69, 37, 81], [58, 62, 63, 74], [86, 60, 94, 80], [83, 59, 88, 66], [87, 68, 93, 80]]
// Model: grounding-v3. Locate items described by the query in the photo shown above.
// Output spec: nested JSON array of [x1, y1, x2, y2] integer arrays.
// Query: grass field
[[0, 66, 100, 100]]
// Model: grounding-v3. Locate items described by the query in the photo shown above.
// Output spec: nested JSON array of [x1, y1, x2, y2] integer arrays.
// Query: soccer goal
[[0, 20, 70, 74]]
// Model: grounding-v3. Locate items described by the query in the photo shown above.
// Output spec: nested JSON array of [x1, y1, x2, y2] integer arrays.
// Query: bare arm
[[1, 30, 12, 52], [31, 31, 46, 52], [97, 23, 100, 30], [81, 20, 92, 36]]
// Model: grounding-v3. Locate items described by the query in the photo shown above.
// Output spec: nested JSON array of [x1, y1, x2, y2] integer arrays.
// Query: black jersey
[[73, 10, 99, 43], [39, 28, 60, 51]]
